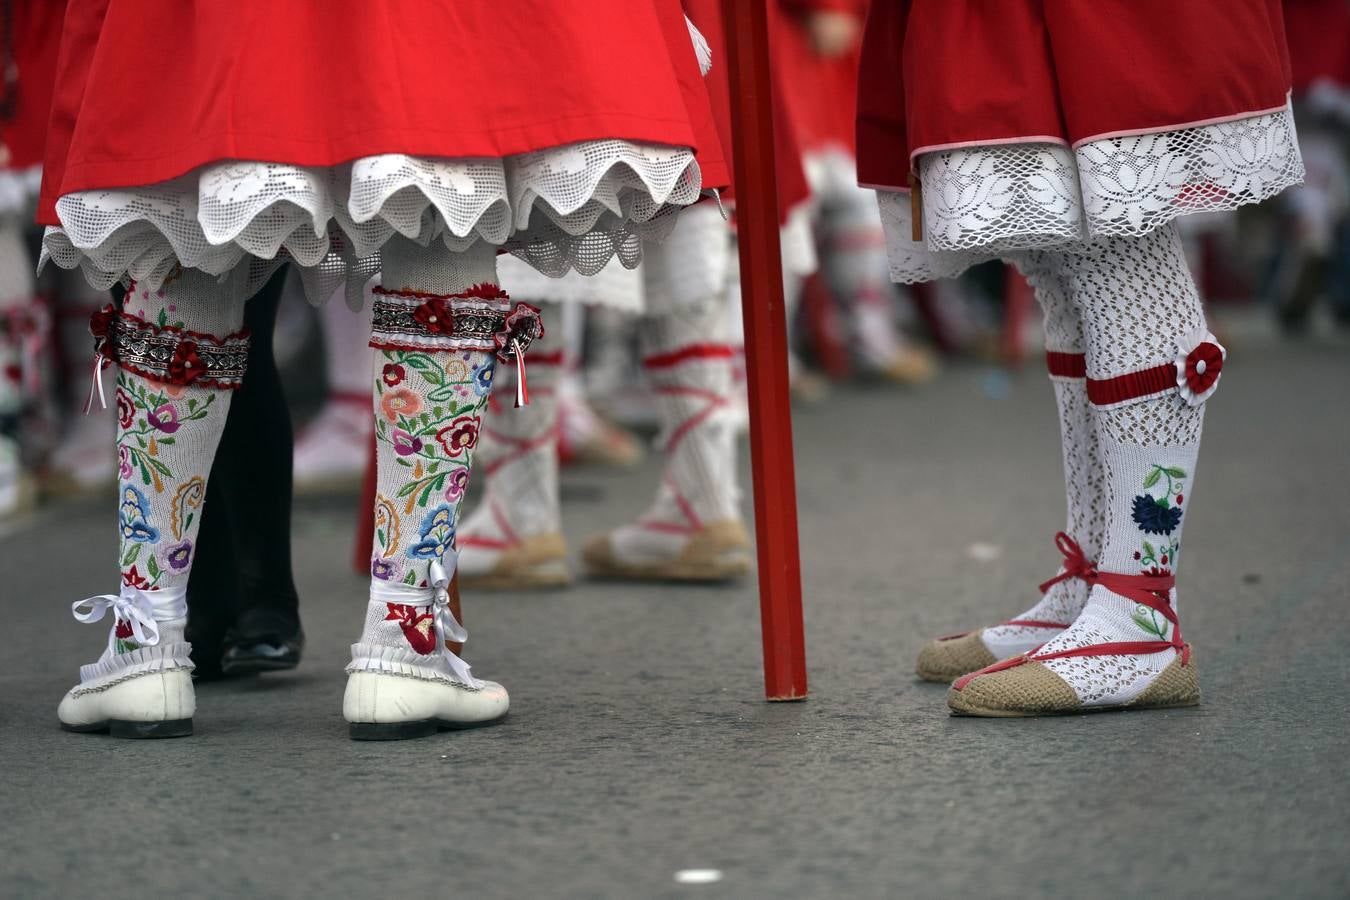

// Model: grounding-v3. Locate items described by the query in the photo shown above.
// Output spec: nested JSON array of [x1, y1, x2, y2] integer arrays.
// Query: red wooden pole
[[721, 0, 808, 701]]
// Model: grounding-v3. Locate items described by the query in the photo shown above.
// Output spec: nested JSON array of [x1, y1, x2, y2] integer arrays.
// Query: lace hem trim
[[878, 102, 1304, 282], [40, 141, 704, 299]]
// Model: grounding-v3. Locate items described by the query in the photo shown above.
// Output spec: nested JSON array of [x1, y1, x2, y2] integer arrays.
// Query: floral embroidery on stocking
[[384, 603, 438, 655]]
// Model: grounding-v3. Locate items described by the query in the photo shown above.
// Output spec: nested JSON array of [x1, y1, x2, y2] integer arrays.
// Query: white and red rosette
[[1175, 330, 1226, 406], [493, 302, 544, 363]]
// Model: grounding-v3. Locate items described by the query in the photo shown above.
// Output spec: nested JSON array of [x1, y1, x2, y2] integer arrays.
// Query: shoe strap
[[955, 568, 1187, 692], [1037, 531, 1098, 595]]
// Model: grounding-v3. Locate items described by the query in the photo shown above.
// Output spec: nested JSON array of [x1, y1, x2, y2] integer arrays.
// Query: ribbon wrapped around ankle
[[1037, 532, 1098, 594], [71, 585, 187, 654], [369, 553, 479, 687]]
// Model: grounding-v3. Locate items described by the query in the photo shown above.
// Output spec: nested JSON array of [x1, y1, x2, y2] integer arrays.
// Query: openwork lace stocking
[[1030, 225, 1216, 705], [73, 268, 249, 671], [979, 251, 1105, 657]]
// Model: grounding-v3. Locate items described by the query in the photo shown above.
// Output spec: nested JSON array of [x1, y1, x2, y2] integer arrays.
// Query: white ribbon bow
[[72, 586, 162, 654]]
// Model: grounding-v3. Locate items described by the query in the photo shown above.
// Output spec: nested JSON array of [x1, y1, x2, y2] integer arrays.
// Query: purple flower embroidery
[[148, 404, 181, 434], [371, 558, 402, 581], [392, 428, 423, 457], [119, 446, 133, 480], [444, 467, 470, 502], [164, 540, 194, 570]]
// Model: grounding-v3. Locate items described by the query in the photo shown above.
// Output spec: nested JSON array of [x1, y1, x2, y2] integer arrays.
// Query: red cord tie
[[493, 302, 544, 408], [955, 567, 1187, 692], [1037, 532, 1097, 594]]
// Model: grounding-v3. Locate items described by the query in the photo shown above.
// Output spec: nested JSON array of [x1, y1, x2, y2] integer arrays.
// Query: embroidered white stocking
[[350, 238, 541, 684], [74, 268, 249, 675]]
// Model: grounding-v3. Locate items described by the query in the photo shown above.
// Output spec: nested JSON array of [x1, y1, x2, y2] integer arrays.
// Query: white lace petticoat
[[876, 101, 1305, 283], [40, 139, 705, 302]]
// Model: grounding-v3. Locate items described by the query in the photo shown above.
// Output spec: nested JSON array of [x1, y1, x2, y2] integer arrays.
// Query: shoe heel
[[107, 718, 194, 739], [349, 719, 438, 741]]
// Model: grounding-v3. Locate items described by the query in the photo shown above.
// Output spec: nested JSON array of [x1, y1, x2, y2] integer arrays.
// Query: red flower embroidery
[[384, 602, 438, 655], [115, 387, 136, 429], [493, 302, 544, 363], [1183, 342, 1223, 396], [167, 341, 204, 385], [435, 415, 481, 458], [382, 363, 405, 387], [122, 565, 152, 591], [412, 298, 456, 337], [114, 619, 134, 640]]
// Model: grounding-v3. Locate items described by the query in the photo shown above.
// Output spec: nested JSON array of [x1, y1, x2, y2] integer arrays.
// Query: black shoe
[[185, 609, 231, 681], [220, 607, 305, 675]]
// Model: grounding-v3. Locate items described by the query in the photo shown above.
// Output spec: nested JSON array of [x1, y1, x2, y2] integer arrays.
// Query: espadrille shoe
[[583, 519, 751, 582], [459, 531, 571, 590], [948, 569, 1199, 716], [916, 533, 1092, 682], [345, 560, 508, 740], [58, 586, 195, 738]]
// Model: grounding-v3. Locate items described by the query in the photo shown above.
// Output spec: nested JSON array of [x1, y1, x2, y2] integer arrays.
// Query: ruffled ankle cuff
[[346, 642, 483, 689], [73, 641, 195, 695]]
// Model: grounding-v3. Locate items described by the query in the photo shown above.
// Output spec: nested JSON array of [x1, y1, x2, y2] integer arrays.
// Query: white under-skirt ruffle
[[876, 101, 1304, 283], [41, 139, 705, 302]]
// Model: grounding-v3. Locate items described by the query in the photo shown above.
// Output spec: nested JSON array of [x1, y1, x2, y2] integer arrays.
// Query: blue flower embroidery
[[118, 484, 160, 544], [471, 360, 495, 396], [407, 504, 456, 560], [1131, 495, 1183, 535]]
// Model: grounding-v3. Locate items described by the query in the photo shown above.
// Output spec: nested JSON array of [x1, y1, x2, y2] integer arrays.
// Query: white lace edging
[[72, 642, 195, 694], [40, 140, 704, 298], [346, 642, 483, 690], [878, 102, 1304, 283]]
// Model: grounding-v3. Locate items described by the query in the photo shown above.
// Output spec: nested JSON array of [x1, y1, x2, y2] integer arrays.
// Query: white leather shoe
[[58, 666, 195, 738], [343, 671, 509, 740]]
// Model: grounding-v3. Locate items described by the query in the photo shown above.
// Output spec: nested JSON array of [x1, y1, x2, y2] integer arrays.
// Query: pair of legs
[[459, 204, 749, 586], [928, 224, 1214, 714], [61, 238, 524, 737]]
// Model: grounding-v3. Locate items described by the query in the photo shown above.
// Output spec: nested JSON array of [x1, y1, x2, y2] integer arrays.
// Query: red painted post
[[721, 0, 808, 701], [352, 435, 377, 575]]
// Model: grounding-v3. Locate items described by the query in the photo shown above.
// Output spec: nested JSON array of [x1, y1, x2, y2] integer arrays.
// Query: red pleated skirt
[[39, 0, 728, 224]]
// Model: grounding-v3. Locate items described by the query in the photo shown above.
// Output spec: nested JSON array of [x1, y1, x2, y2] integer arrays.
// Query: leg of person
[[344, 237, 540, 739], [58, 268, 250, 737], [915, 251, 1104, 681], [211, 269, 305, 674], [556, 301, 643, 468], [48, 269, 118, 493], [0, 218, 36, 516], [951, 225, 1210, 715], [818, 153, 934, 384], [293, 284, 373, 491], [457, 301, 569, 590], [582, 205, 750, 581]]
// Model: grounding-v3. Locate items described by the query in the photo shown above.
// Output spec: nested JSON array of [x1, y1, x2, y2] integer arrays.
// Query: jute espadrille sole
[[583, 520, 751, 582], [948, 654, 1201, 717], [460, 533, 572, 590], [916, 630, 998, 683]]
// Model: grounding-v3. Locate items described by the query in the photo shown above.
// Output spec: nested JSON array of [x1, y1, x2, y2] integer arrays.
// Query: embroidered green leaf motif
[[403, 570, 417, 586], [1142, 467, 1162, 489], [1131, 607, 1168, 639], [122, 544, 141, 567], [158, 438, 176, 446], [187, 398, 198, 413], [157, 308, 168, 328], [147, 555, 161, 580], [1165, 467, 1187, 478], [1142, 541, 1156, 559]]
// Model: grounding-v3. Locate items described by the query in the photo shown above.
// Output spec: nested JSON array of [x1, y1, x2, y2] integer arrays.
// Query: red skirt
[[39, 0, 728, 224], [857, 0, 1291, 189], [1, 1, 64, 173], [855, 0, 1303, 283]]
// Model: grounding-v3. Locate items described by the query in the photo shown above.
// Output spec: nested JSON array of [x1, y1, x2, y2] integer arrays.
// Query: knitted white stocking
[[59, 268, 249, 736], [950, 225, 1213, 715]]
